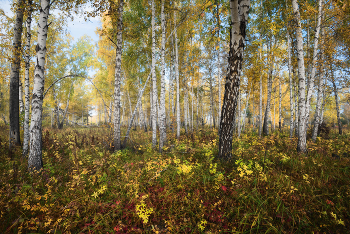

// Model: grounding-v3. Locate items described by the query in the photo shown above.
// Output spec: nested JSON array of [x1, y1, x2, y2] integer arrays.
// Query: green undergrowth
[[0, 125, 350, 233]]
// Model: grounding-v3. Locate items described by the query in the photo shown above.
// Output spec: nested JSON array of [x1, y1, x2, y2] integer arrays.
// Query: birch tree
[[291, 0, 307, 153], [287, 29, 294, 138], [159, 0, 166, 152], [174, 10, 180, 139], [28, 0, 51, 171], [262, 41, 273, 136], [151, 0, 157, 147], [9, 0, 25, 149], [113, 0, 124, 151], [22, 0, 33, 157], [312, 21, 325, 142], [218, 0, 250, 160]]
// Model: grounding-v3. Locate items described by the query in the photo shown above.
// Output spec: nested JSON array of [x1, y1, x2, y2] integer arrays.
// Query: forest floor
[[1, 124, 350, 233]]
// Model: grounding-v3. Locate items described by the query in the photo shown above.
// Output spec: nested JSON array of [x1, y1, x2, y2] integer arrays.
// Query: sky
[[0, 0, 101, 43]]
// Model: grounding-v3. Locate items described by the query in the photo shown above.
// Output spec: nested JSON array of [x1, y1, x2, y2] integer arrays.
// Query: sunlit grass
[[0, 124, 349, 233]]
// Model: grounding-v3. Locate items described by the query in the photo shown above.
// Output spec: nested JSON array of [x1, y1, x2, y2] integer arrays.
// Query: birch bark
[[19, 80, 24, 113], [263, 41, 273, 136], [159, 0, 166, 152], [292, 0, 308, 153], [174, 10, 180, 139], [22, 0, 33, 157], [258, 43, 263, 137], [331, 71, 342, 135], [9, 0, 25, 148], [124, 72, 151, 146], [312, 23, 325, 141], [218, 0, 250, 160], [287, 31, 294, 137], [237, 91, 241, 138], [28, 0, 50, 171], [279, 75, 282, 131], [304, 0, 323, 130], [113, 0, 123, 151], [151, 0, 157, 147]]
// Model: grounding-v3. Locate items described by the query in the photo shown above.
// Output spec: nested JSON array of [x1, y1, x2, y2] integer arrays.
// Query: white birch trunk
[[151, 0, 157, 147], [159, 0, 166, 152], [292, 0, 308, 153], [191, 85, 194, 131], [174, 10, 180, 138], [331, 71, 342, 135], [304, 0, 323, 130], [287, 31, 294, 137], [28, 0, 50, 171], [258, 43, 263, 137], [312, 22, 325, 141], [22, 0, 33, 157], [237, 91, 241, 138], [19, 79, 24, 113], [279, 75, 282, 131], [124, 72, 151, 146], [113, 0, 123, 151], [263, 41, 273, 136]]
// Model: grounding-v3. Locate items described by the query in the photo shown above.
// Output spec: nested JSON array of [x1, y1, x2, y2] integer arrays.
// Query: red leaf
[[221, 186, 227, 192]]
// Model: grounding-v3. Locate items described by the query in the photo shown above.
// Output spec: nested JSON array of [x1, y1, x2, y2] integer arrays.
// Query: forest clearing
[[1, 0, 350, 233]]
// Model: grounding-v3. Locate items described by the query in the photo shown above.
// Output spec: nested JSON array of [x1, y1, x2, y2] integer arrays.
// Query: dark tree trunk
[[9, 0, 25, 149], [218, 0, 250, 160]]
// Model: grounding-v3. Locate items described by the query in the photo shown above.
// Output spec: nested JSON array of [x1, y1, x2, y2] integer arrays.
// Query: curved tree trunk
[[218, 0, 250, 160], [28, 0, 50, 171]]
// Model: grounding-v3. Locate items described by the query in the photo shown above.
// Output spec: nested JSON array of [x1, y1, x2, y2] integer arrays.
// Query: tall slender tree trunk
[[159, 0, 166, 152], [294, 74, 299, 137], [23, 0, 33, 157], [287, 31, 294, 137], [174, 10, 180, 139], [151, 0, 157, 147], [209, 70, 215, 129], [191, 83, 194, 132], [216, 2, 221, 125], [19, 80, 24, 113], [279, 75, 282, 131], [304, 0, 323, 130], [312, 22, 325, 141], [9, 0, 25, 149], [258, 43, 263, 137], [218, 0, 250, 160], [124, 72, 151, 146], [28, 0, 50, 171], [292, 0, 308, 153], [263, 41, 273, 136], [113, 0, 124, 151], [237, 91, 241, 138], [331, 71, 342, 135]]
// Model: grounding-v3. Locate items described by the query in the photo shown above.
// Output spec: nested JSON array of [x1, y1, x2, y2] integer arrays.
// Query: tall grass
[[0, 124, 349, 233]]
